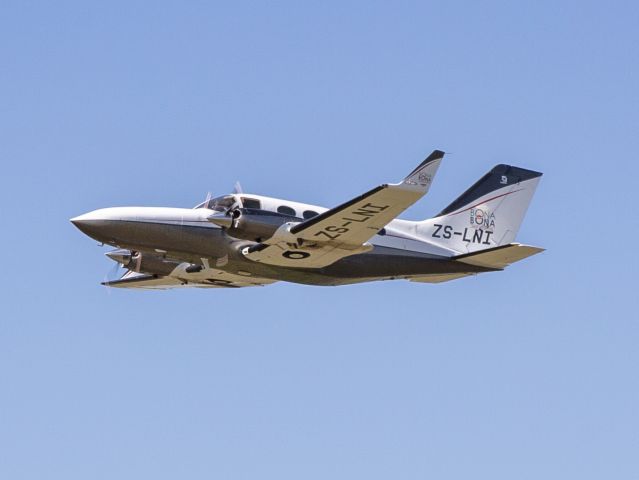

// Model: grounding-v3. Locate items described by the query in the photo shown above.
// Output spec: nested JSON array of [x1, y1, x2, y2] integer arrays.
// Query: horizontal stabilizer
[[454, 243, 544, 269], [409, 273, 473, 283]]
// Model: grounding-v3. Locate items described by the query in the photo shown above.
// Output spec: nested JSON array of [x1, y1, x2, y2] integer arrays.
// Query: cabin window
[[241, 197, 261, 209], [277, 205, 296, 216], [303, 210, 319, 219], [197, 195, 235, 212]]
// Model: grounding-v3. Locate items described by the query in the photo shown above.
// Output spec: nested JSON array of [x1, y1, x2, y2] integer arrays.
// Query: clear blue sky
[[1, 1, 638, 479]]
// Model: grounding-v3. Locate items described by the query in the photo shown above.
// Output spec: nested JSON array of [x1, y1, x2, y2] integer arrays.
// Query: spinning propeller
[[103, 260, 123, 285]]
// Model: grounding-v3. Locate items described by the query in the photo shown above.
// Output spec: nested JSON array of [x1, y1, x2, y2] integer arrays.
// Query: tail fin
[[417, 164, 542, 254]]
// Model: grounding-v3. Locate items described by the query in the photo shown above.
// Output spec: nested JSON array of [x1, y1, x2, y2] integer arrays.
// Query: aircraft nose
[[70, 208, 126, 243], [71, 211, 104, 239], [70, 212, 93, 228]]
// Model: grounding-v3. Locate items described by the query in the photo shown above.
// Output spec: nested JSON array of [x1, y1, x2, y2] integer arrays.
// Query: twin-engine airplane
[[71, 150, 543, 289]]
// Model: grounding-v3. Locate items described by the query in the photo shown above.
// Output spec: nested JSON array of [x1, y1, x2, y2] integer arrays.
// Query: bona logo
[[470, 208, 496, 229], [418, 172, 432, 185]]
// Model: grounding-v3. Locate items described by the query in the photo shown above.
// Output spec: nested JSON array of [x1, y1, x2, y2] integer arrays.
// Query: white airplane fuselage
[[71, 153, 543, 289]]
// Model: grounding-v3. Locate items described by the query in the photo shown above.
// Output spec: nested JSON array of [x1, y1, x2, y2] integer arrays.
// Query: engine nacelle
[[210, 208, 299, 242], [105, 249, 179, 275]]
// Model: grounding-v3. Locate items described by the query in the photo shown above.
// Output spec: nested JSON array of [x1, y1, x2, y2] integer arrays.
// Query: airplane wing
[[102, 267, 276, 289], [243, 150, 444, 268], [103, 272, 190, 289]]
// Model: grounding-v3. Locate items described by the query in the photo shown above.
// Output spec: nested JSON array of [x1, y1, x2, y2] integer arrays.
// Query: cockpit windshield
[[194, 195, 237, 212]]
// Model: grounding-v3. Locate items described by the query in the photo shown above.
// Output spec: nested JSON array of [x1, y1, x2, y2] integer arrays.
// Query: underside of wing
[[103, 271, 193, 289], [103, 267, 276, 289], [243, 150, 445, 268]]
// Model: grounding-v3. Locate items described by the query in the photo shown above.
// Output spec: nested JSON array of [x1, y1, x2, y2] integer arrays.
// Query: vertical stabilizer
[[416, 164, 542, 254]]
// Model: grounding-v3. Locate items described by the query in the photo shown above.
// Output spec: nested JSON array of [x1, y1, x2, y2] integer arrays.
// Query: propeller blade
[[233, 181, 243, 195], [103, 261, 123, 292]]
